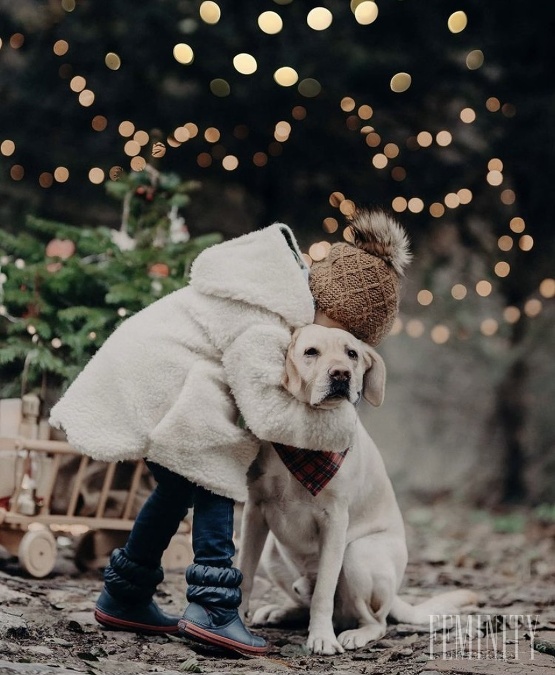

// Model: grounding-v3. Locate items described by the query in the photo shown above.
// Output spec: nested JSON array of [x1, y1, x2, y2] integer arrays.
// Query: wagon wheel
[[162, 532, 193, 571], [18, 528, 57, 578]]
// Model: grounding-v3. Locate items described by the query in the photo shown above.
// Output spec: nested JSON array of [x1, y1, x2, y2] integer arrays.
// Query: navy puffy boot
[[95, 548, 180, 634], [178, 563, 267, 654]]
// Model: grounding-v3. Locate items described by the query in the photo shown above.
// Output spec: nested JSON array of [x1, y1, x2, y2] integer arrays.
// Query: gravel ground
[[1, 502, 555, 675]]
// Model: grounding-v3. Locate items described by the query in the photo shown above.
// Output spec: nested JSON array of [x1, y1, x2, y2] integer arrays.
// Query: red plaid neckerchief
[[272, 443, 350, 496]]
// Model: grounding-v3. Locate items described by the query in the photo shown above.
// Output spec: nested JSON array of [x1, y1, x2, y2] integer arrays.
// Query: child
[[49, 209, 410, 654]]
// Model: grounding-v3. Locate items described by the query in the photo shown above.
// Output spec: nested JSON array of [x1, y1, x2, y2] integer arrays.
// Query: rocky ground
[[1, 502, 555, 675]]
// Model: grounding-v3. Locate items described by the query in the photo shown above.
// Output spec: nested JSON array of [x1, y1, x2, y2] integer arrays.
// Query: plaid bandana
[[272, 443, 350, 496]]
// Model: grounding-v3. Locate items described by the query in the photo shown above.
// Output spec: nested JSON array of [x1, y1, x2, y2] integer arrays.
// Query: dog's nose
[[329, 368, 350, 382]]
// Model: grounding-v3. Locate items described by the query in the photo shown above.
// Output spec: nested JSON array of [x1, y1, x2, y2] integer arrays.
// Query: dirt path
[[1, 503, 555, 675]]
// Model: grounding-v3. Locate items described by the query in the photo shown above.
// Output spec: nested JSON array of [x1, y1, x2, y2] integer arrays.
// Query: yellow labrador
[[238, 324, 476, 655]]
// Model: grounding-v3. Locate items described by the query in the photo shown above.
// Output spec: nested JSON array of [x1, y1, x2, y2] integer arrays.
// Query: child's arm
[[222, 324, 357, 452]]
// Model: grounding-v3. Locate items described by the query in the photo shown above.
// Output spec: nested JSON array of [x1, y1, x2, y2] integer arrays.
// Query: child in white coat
[[50, 209, 410, 654]]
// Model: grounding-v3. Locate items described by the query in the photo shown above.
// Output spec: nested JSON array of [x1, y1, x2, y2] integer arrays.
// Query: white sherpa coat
[[49, 224, 357, 502]]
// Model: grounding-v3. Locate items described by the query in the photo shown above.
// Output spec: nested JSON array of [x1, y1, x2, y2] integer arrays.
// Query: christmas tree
[[0, 166, 221, 401]]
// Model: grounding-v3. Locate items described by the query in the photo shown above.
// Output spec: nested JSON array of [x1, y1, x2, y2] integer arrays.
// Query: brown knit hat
[[309, 209, 411, 346]]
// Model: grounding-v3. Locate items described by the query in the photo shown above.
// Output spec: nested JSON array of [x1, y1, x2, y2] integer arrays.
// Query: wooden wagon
[[0, 436, 192, 578]]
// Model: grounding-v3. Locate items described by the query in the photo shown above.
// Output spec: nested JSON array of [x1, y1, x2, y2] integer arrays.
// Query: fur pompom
[[350, 209, 412, 276]]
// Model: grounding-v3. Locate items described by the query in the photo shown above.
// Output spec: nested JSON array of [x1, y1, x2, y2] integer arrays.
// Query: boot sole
[[178, 619, 268, 655], [95, 608, 180, 634]]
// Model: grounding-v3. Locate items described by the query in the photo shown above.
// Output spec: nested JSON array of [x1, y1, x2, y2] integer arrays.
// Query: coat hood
[[189, 223, 314, 328]]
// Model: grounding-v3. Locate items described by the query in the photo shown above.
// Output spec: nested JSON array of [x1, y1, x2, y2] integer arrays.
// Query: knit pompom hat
[[309, 209, 411, 346]]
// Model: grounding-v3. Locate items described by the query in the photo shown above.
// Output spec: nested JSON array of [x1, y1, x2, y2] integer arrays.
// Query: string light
[[524, 299, 542, 317], [354, 2, 378, 25], [480, 319, 498, 336], [494, 262, 510, 278], [486, 97, 501, 112], [407, 197, 424, 213], [451, 284, 467, 300], [519, 235, 534, 251], [70, 76, 86, 93], [199, 1, 221, 24], [258, 11, 283, 34], [417, 131, 433, 147], [429, 202, 444, 217], [173, 44, 194, 65], [210, 79, 231, 97], [233, 53, 257, 75], [298, 78, 321, 97], [392, 196, 407, 212], [498, 235, 513, 251], [430, 325, 450, 344], [390, 72, 411, 93], [92, 115, 108, 131], [509, 217, 525, 233], [88, 168, 105, 184], [539, 279, 555, 299], [322, 217, 338, 233], [448, 11, 468, 33], [417, 290, 433, 306], [0, 140, 15, 156], [274, 67, 298, 86], [253, 152, 268, 167], [222, 155, 239, 170], [503, 306, 520, 323], [340, 97, 356, 112], [53, 40, 69, 56], [406, 319, 425, 338], [466, 50, 484, 70], [307, 7, 333, 31], [460, 108, 476, 123], [105, 53, 121, 70], [54, 167, 69, 182], [4, 4, 546, 355]]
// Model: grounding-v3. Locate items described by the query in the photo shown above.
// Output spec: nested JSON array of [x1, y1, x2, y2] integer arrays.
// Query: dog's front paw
[[307, 631, 344, 655]]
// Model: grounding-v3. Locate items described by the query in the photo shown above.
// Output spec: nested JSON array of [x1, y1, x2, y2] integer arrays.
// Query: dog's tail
[[389, 590, 478, 625]]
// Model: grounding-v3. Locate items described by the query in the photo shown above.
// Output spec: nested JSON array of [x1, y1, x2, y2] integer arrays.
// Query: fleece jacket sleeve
[[222, 324, 357, 452]]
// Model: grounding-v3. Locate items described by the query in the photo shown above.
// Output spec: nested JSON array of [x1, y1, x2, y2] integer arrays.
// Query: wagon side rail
[[0, 438, 147, 531]]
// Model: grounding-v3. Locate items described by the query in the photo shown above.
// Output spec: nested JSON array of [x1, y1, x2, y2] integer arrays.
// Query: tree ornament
[[45, 239, 75, 260], [149, 262, 170, 277], [152, 142, 167, 158], [110, 229, 136, 251], [169, 205, 190, 244], [109, 166, 124, 181]]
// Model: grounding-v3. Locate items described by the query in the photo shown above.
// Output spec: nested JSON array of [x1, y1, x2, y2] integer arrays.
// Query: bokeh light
[[307, 7, 333, 30], [105, 52, 121, 70], [233, 53, 257, 75], [200, 1, 221, 24], [274, 67, 299, 86], [354, 1, 378, 25], [258, 11, 283, 34], [173, 43, 194, 65], [448, 11, 468, 33], [390, 72, 411, 93]]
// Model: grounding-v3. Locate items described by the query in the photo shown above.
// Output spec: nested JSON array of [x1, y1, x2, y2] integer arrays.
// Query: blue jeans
[[124, 461, 235, 570]]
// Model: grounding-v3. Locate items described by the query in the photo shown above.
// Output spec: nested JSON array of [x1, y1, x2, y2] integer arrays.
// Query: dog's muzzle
[[324, 378, 351, 401]]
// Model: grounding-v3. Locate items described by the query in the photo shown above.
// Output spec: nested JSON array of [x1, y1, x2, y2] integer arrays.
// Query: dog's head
[[282, 324, 386, 409]]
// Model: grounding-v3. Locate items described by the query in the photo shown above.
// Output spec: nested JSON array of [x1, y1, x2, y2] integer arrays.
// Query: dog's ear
[[361, 345, 386, 407], [281, 329, 303, 397]]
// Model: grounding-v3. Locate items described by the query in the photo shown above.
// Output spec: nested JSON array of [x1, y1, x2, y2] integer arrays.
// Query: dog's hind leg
[[335, 536, 402, 650], [250, 535, 310, 627]]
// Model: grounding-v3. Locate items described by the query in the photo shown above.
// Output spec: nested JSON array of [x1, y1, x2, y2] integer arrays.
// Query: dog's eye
[[347, 349, 358, 360], [304, 347, 320, 357]]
